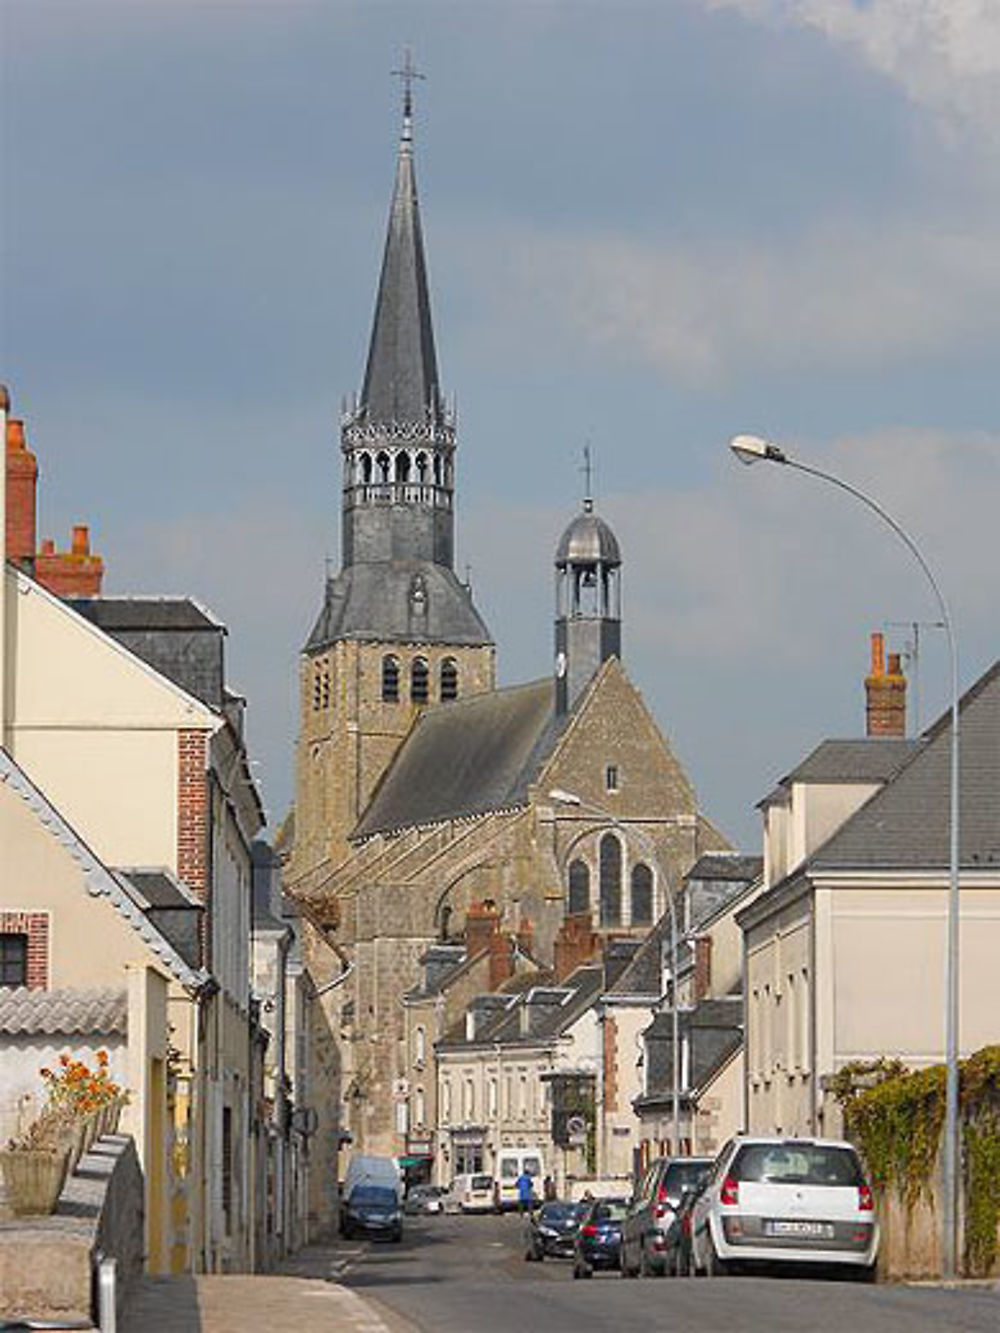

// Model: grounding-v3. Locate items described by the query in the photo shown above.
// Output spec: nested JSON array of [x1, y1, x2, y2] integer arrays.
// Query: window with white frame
[[414, 1025, 426, 1067]]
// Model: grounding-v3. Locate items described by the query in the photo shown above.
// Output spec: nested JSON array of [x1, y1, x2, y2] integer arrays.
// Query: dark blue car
[[573, 1197, 629, 1277]]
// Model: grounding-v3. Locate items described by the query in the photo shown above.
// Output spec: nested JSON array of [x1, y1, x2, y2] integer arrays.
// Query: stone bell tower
[[289, 65, 495, 891]]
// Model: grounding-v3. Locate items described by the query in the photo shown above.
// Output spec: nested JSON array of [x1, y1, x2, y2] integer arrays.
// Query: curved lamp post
[[548, 788, 682, 1161], [730, 433, 961, 1278]]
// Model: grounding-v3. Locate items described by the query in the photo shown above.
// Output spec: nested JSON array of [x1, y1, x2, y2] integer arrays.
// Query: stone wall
[[0, 1134, 143, 1324]]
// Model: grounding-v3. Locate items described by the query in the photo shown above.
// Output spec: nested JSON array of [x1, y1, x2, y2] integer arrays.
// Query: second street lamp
[[728, 432, 962, 1278], [548, 788, 682, 1160]]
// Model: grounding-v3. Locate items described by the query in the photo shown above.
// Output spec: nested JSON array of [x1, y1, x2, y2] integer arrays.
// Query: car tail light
[[581, 1224, 598, 1237], [720, 1176, 739, 1206], [858, 1183, 874, 1212]]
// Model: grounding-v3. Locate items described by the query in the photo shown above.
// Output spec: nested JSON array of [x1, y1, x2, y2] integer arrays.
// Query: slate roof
[[354, 678, 566, 838], [438, 964, 603, 1051], [685, 853, 763, 883], [638, 996, 743, 1103], [69, 596, 227, 709], [777, 738, 916, 793], [0, 987, 127, 1036], [306, 560, 491, 652], [360, 111, 442, 427], [810, 660, 1000, 871]]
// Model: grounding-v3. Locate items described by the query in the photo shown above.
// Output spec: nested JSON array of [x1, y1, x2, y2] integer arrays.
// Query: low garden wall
[[0, 1133, 143, 1325]]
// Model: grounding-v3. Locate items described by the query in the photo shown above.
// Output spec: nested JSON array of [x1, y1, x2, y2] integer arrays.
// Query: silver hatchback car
[[689, 1136, 878, 1279]]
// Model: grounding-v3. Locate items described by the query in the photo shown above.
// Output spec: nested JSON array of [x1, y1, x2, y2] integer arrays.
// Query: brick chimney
[[693, 935, 713, 1003], [488, 933, 515, 989], [35, 523, 105, 598], [464, 900, 500, 959], [5, 414, 38, 571], [865, 632, 906, 737], [553, 911, 601, 982]]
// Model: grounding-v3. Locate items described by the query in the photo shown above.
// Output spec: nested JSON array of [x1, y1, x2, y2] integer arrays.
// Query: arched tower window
[[440, 657, 459, 702], [381, 654, 400, 703], [631, 863, 654, 926], [376, 451, 391, 483], [411, 657, 429, 704], [416, 452, 428, 483], [360, 453, 373, 484], [599, 833, 622, 926], [396, 451, 411, 484], [567, 859, 590, 915], [433, 454, 442, 485]]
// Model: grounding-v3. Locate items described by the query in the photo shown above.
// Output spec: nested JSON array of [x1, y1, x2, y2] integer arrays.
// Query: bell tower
[[289, 63, 495, 890], [554, 469, 622, 715]]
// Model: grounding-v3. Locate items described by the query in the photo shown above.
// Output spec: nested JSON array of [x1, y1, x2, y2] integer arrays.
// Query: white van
[[444, 1172, 495, 1214], [494, 1148, 545, 1211]]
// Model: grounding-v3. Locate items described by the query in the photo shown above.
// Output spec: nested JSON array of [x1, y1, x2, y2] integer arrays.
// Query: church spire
[[360, 51, 441, 426]]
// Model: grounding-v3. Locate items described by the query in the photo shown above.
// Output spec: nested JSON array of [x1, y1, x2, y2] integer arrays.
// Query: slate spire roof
[[360, 87, 441, 426]]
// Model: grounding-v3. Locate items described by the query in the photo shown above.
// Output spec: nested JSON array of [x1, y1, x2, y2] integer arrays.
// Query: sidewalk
[[122, 1245, 397, 1333]]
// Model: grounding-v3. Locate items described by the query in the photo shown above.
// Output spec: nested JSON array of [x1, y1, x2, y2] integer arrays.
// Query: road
[[339, 1210, 1000, 1333]]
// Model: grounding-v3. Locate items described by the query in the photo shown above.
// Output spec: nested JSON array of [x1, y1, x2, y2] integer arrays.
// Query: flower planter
[[0, 1146, 71, 1216]]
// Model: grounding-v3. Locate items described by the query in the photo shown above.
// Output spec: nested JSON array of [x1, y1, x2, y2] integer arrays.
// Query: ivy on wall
[[831, 1046, 1000, 1277]]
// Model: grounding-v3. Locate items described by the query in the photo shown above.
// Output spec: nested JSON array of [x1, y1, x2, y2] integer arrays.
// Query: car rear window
[[540, 1202, 576, 1222], [523, 1157, 542, 1176], [662, 1161, 712, 1198], [471, 1175, 493, 1190], [501, 1161, 518, 1178], [593, 1200, 629, 1221], [732, 1143, 863, 1187]]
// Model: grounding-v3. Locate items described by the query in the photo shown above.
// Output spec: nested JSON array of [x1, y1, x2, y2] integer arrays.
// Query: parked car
[[495, 1148, 545, 1211], [689, 1136, 878, 1279], [620, 1156, 713, 1277], [524, 1200, 583, 1261], [340, 1183, 403, 1241], [572, 1196, 629, 1278], [443, 1173, 495, 1214], [665, 1183, 705, 1276], [405, 1184, 447, 1215]]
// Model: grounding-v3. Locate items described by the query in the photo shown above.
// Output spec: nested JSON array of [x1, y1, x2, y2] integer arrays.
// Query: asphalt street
[[339, 1211, 1000, 1333]]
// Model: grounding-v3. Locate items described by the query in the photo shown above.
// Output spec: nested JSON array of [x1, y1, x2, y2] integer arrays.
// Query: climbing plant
[[832, 1045, 1000, 1276]]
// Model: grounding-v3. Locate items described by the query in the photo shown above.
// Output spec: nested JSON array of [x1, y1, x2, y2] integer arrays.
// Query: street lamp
[[548, 788, 683, 1161], [729, 433, 961, 1278]]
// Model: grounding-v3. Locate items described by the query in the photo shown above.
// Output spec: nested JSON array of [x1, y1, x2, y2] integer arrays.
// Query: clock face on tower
[[555, 651, 567, 679]]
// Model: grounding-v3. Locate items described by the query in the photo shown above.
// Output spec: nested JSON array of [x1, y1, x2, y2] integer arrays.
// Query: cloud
[[478, 218, 1000, 385], [709, 0, 1000, 137]]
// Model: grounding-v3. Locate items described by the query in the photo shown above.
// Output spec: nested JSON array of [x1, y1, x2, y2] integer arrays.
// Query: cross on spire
[[581, 443, 594, 513], [392, 48, 425, 134]]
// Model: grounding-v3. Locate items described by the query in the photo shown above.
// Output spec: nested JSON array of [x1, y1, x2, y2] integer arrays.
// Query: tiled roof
[[0, 986, 127, 1036]]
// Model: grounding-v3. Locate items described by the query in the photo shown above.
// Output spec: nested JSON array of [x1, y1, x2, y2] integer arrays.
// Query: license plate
[[765, 1220, 834, 1238]]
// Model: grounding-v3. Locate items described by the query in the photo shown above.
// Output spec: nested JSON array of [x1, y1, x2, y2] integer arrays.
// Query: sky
[[2, 0, 998, 850]]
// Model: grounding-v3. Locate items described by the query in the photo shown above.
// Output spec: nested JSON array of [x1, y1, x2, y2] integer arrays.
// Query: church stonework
[[285, 85, 730, 1233]]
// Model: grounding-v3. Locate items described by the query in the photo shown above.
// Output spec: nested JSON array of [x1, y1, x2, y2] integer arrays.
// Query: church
[[283, 78, 729, 1231]]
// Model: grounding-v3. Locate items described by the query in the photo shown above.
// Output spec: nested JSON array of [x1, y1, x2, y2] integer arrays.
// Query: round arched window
[[631, 863, 654, 925], [599, 834, 622, 926]]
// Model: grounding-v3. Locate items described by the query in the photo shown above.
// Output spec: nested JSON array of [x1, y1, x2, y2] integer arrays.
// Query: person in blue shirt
[[515, 1168, 536, 1214]]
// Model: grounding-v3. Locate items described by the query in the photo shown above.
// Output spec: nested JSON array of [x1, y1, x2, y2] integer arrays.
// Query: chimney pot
[[870, 631, 885, 677], [6, 419, 26, 451], [71, 524, 90, 555]]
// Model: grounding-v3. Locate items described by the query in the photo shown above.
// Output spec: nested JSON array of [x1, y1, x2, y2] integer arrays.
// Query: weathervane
[[392, 48, 425, 134]]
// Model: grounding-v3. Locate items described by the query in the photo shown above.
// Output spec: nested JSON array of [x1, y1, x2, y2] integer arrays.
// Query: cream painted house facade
[[0, 565, 266, 1273], [740, 663, 1000, 1140]]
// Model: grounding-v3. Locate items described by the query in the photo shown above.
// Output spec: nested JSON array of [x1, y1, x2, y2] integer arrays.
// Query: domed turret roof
[[555, 501, 621, 566]]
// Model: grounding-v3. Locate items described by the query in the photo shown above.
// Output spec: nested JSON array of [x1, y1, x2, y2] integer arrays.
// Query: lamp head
[[729, 434, 788, 465]]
